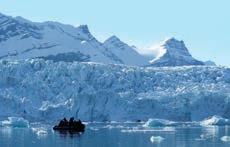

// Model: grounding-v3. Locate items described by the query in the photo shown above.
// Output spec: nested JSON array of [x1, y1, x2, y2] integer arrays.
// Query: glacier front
[[0, 59, 230, 122]]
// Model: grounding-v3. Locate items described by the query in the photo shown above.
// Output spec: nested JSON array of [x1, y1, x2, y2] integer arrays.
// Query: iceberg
[[200, 116, 230, 126], [143, 119, 177, 127], [1, 117, 29, 128], [221, 136, 230, 142], [121, 127, 175, 133], [31, 127, 48, 137], [150, 136, 165, 143]]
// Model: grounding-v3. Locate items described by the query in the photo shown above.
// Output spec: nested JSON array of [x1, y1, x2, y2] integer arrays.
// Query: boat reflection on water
[[54, 129, 83, 138]]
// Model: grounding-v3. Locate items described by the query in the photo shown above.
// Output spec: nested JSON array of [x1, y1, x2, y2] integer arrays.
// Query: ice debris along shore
[[1, 115, 230, 129], [143, 119, 178, 127], [143, 116, 230, 127], [0, 117, 29, 128], [31, 127, 48, 137], [0, 59, 230, 122]]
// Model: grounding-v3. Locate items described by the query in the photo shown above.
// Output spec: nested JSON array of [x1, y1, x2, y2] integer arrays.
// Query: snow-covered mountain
[[0, 12, 213, 67], [0, 59, 230, 122], [103, 36, 149, 66], [150, 38, 204, 67], [0, 13, 148, 65]]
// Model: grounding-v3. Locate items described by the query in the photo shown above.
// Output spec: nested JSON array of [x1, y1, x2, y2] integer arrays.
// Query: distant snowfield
[[0, 59, 230, 122]]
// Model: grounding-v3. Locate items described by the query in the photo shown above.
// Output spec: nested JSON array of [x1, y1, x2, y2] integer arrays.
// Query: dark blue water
[[1, 123, 230, 147]]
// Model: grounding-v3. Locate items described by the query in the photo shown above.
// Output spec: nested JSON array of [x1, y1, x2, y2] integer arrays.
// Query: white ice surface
[[200, 116, 230, 126], [150, 136, 165, 143], [0, 59, 230, 122], [1, 117, 29, 128], [221, 136, 230, 142]]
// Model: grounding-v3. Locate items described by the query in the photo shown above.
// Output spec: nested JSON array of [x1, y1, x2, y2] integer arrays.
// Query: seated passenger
[[63, 117, 68, 127], [58, 120, 64, 127], [69, 117, 74, 127]]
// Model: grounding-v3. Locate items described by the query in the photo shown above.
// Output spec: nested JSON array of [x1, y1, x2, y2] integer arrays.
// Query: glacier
[[0, 59, 230, 122]]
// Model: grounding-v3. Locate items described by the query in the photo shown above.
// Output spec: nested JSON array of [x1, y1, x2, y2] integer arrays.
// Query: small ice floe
[[200, 116, 230, 126], [195, 138, 206, 141], [150, 136, 165, 143], [143, 119, 177, 127], [89, 127, 99, 131], [221, 136, 230, 142], [103, 124, 129, 129], [161, 127, 175, 132], [121, 129, 153, 133], [194, 134, 212, 141], [81, 40, 87, 44], [32, 127, 48, 137], [1, 117, 29, 128], [200, 133, 213, 140], [121, 127, 175, 133]]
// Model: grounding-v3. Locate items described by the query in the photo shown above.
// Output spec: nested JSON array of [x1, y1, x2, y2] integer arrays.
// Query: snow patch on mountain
[[150, 38, 204, 67], [103, 36, 149, 66]]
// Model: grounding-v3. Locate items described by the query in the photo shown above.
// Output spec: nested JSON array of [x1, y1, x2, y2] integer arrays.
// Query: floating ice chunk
[[200, 116, 230, 126], [143, 119, 177, 127], [200, 126, 219, 139], [150, 136, 165, 143], [200, 133, 213, 140], [36, 130, 48, 137], [1, 117, 29, 128], [121, 129, 145, 133], [162, 127, 176, 132], [121, 127, 175, 133], [32, 127, 48, 137], [195, 138, 206, 141], [81, 40, 87, 44], [103, 124, 129, 129], [221, 136, 230, 142], [89, 127, 99, 131]]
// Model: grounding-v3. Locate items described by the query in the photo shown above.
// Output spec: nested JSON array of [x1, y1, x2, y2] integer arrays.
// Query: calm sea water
[[1, 123, 230, 147]]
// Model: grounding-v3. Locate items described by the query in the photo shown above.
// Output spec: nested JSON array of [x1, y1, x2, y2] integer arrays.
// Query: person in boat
[[74, 119, 85, 131], [69, 117, 74, 127], [73, 119, 80, 127], [58, 117, 68, 127]]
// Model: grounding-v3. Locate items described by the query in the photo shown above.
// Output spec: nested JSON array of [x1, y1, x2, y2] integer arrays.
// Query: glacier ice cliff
[[0, 59, 230, 122]]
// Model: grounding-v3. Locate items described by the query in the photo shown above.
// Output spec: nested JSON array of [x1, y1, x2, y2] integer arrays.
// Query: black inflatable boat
[[53, 117, 85, 133], [53, 125, 85, 132]]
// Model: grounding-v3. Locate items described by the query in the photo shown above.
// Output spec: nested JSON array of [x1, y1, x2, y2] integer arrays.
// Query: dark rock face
[[0, 14, 42, 42], [38, 52, 91, 62]]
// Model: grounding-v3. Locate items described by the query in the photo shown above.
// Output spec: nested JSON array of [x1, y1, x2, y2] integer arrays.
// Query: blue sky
[[0, 0, 229, 66]]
